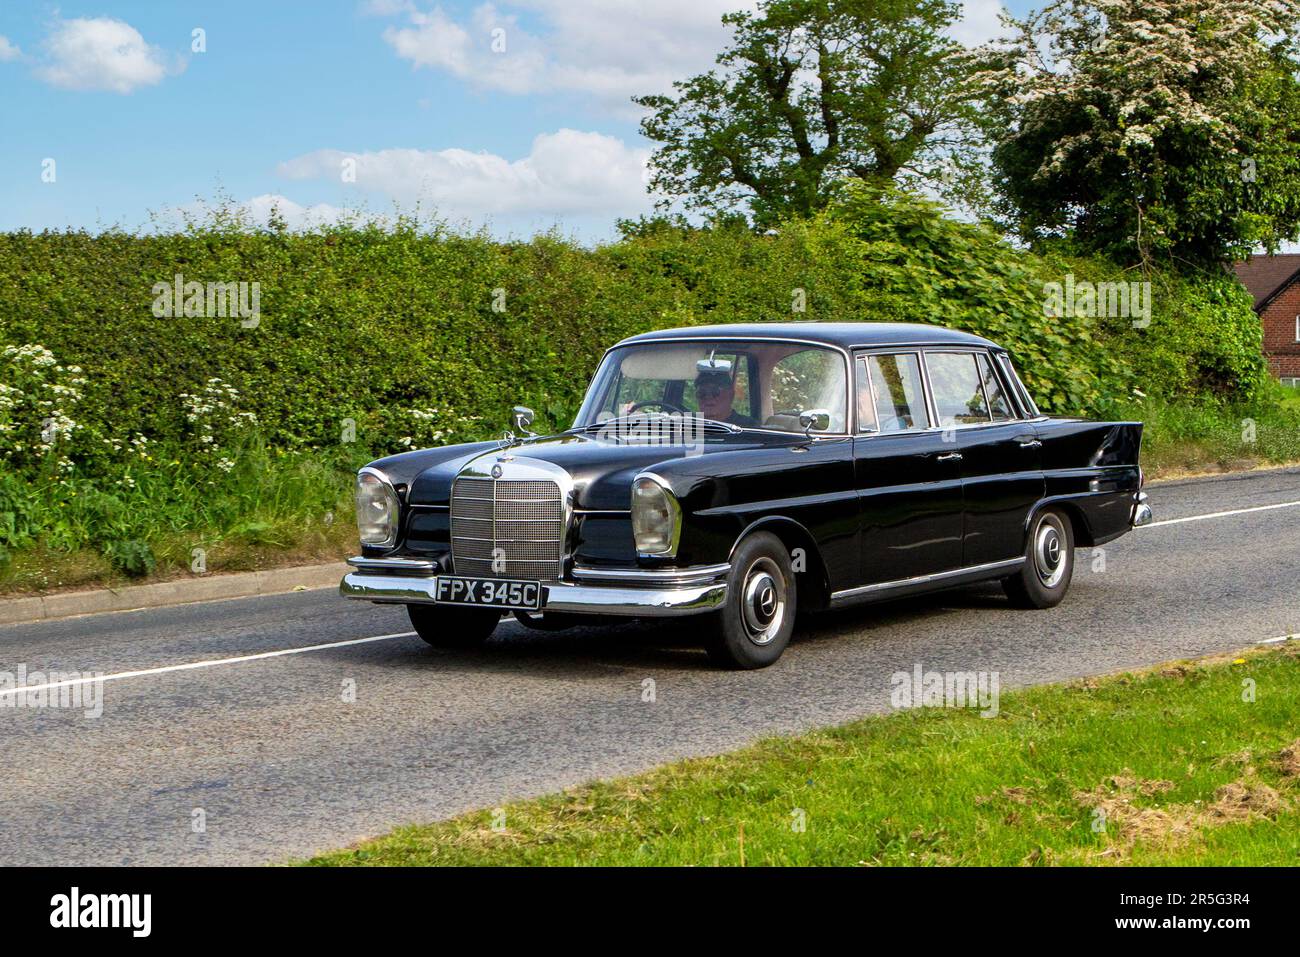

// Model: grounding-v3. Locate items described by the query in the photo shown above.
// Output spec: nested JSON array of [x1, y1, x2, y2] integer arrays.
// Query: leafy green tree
[[635, 0, 987, 228], [976, 0, 1300, 266]]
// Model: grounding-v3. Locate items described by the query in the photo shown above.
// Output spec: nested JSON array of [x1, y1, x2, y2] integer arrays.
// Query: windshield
[[575, 339, 848, 434]]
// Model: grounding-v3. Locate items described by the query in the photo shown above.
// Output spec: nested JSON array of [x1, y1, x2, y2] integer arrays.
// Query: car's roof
[[616, 322, 999, 351]]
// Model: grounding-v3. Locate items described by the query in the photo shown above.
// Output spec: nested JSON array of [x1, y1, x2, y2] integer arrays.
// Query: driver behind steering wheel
[[695, 368, 757, 428]]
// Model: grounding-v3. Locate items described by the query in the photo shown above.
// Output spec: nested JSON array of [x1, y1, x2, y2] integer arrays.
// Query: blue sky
[[0, 1, 1027, 242]]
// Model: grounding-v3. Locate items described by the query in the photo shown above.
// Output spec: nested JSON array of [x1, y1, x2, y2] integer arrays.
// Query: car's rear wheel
[[1003, 508, 1074, 609], [703, 532, 797, 669], [407, 604, 501, 648]]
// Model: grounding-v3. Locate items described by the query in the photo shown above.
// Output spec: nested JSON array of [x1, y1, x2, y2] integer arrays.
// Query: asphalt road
[[1, 467, 1297, 866]]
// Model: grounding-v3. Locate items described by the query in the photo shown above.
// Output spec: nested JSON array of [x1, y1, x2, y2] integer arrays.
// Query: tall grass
[[0, 436, 362, 592], [1112, 382, 1300, 476]]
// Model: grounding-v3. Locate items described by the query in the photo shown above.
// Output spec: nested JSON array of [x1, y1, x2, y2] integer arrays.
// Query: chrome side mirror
[[799, 409, 831, 437], [511, 405, 536, 436]]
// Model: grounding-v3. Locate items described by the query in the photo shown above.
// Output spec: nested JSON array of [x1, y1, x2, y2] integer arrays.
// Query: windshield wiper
[[696, 417, 743, 433], [573, 413, 743, 435]]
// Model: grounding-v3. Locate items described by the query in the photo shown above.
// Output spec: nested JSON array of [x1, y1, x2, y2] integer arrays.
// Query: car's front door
[[853, 351, 964, 584], [924, 349, 1045, 567]]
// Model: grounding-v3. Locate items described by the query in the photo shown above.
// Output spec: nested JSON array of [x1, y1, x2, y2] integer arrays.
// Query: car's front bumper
[[339, 558, 729, 617]]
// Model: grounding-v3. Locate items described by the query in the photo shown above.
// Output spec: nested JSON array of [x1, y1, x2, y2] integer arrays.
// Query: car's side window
[[768, 348, 848, 432], [976, 353, 1015, 421], [862, 353, 930, 432], [926, 352, 992, 427], [995, 352, 1041, 417], [855, 357, 879, 432]]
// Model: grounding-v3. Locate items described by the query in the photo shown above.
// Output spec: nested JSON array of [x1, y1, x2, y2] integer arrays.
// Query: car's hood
[[406, 429, 805, 509]]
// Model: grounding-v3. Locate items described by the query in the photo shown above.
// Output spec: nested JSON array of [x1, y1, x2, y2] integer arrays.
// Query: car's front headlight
[[631, 475, 680, 556], [355, 467, 400, 548]]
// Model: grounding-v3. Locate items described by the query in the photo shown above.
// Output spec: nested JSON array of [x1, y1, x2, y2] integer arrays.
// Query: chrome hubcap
[[740, 557, 786, 646], [1033, 515, 1067, 588]]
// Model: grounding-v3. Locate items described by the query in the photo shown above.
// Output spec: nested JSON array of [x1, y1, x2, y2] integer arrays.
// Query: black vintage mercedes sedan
[[341, 322, 1151, 668]]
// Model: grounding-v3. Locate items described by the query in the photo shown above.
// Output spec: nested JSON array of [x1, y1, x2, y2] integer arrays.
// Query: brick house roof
[[1232, 253, 1300, 310]]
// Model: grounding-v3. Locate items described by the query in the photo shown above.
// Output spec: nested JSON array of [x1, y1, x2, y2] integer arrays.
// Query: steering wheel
[[628, 399, 688, 415]]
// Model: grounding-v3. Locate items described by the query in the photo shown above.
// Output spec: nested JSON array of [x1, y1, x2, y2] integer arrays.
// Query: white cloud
[[0, 35, 21, 62], [160, 195, 363, 232], [948, 0, 1009, 48], [375, 1, 755, 106], [36, 17, 177, 93], [233, 195, 356, 229], [278, 129, 652, 218]]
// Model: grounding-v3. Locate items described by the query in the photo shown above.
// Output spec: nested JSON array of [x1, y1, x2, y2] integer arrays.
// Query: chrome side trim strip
[[571, 562, 730, 586], [830, 557, 1024, 605]]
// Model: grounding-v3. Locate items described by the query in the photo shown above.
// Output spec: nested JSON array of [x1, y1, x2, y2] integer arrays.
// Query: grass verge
[[303, 643, 1300, 866], [1117, 387, 1300, 478], [0, 440, 359, 596]]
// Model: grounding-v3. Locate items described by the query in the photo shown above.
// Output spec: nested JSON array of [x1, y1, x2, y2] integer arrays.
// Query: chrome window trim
[[580, 336, 855, 436], [920, 348, 1000, 429], [994, 351, 1041, 418], [973, 351, 1018, 423], [846, 338, 994, 351], [853, 349, 933, 436], [852, 346, 1023, 437]]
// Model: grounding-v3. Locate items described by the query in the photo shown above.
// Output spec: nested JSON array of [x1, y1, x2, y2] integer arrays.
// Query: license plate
[[433, 575, 542, 611]]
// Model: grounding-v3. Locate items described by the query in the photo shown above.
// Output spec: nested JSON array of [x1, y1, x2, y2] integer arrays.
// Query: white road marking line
[[0, 630, 417, 699], [1258, 635, 1295, 645], [4, 499, 1295, 698], [1145, 499, 1300, 528]]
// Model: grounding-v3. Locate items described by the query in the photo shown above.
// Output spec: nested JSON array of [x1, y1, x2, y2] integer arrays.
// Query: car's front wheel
[[407, 604, 501, 648], [1003, 507, 1074, 608], [703, 531, 797, 669]]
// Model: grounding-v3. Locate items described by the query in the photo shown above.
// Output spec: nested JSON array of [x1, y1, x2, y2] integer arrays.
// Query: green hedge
[[0, 190, 1269, 486]]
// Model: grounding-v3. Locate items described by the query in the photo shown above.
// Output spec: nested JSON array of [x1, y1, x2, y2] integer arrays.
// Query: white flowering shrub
[[178, 378, 258, 469], [973, 0, 1300, 264], [396, 407, 482, 450], [0, 344, 87, 477]]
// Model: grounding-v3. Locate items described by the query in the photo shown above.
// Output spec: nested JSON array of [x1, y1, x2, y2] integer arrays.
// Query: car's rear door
[[923, 349, 1044, 567], [853, 351, 964, 584]]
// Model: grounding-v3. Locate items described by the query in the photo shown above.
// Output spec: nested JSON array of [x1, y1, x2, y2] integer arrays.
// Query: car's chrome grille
[[450, 477, 565, 581]]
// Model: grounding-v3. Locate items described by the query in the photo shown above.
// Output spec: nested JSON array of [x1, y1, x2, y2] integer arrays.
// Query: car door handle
[[935, 452, 963, 462], [1018, 439, 1042, 448]]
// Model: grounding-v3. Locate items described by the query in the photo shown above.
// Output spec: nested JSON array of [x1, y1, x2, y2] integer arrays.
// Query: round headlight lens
[[631, 476, 679, 556], [355, 470, 399, 547]]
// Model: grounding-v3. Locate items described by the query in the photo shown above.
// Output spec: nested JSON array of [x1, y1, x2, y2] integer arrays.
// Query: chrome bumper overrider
[[339, 558, 729, 617], [1132, 491, 1153, 528]]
